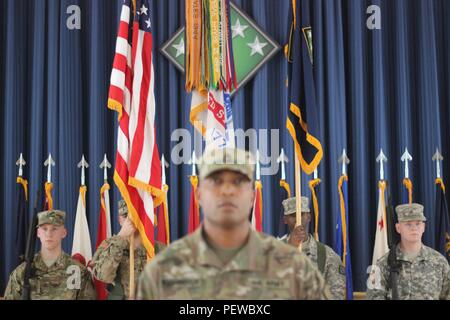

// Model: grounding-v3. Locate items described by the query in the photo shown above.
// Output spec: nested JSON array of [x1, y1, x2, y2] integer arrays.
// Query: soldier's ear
[[395, 223, 401, 234], [37, 227, 42, 239], [61, 227, 68, 239]]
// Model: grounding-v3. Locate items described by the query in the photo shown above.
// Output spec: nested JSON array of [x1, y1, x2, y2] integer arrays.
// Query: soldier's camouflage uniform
[[4, 252, 96, 300], [91, 235, 165, 299], [366, 245, 450, 300], [137, 226, 331, 300], [280, 234, 345, 300]]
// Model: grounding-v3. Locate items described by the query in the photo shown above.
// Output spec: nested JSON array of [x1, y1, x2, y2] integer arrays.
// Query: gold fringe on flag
[[308, 178, 321, 241], [45, 182, 54, 210], [17, 177, 28, 201], [403, 178, 413, 204]]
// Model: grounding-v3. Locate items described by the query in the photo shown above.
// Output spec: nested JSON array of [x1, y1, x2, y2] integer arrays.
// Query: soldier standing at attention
[[91, 200, 166, 299], [4, 210, 96, 300], [137, 147, 330, 300], [367, 203, 450, 300], [280, 196, 345, 299]]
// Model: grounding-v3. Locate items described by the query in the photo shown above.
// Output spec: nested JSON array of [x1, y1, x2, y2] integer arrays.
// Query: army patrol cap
[[118, 199, 128, 217], [395, 203, 427, 222], [37, 210, 66, 227], [282, 196, 310, 215], [198, 147, 255, 181]]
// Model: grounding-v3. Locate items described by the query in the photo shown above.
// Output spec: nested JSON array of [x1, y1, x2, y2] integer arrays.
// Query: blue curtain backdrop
[[1, 0, 449, 293]]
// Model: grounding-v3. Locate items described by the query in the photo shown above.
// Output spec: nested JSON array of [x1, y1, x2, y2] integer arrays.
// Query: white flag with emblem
[[371, 182, 389, 267]]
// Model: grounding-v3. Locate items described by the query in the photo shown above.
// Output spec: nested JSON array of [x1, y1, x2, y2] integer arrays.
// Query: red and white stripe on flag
[[72, 186, 93, 267], [108, 0, 163, 259]]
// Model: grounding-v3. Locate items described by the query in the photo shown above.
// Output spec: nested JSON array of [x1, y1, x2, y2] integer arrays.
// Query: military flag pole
[[337, 148, 353, 299], [188, 150, 201, 234], [157, 154, 170, 244], [309, 168, 321, 241], [130, 233, 135, 299], [72, 155, 92, 266], [294, 153, 302, 252], [432, 148, 443, 180], [276, 149, 291, 237], [15, 153, 29, 262], [432, 148, 450, 262], [401, 147, 413, 204], [251, 150, 263, 232], [277, 148, 291, 197], [43, 153, 55, 210], [371, 149, 389, 268]]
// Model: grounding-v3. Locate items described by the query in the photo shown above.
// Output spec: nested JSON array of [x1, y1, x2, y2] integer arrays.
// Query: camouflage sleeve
[[91, 235, 128, 284], [155, 241, 167, 255], [3, 268, 23, 300], [77, 268, 97, 300], [366, 258, 389, 300], [324, 249, 346, 300], [137, 262, 159, 300], [295, 254, 331, 300], [439, 259, 450, 300]]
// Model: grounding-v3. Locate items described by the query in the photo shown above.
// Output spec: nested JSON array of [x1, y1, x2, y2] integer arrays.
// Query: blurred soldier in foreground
[[137, 147, 330, 299]]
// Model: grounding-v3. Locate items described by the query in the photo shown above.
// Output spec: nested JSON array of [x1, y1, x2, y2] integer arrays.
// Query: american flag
[[108, 0, 163, 259]]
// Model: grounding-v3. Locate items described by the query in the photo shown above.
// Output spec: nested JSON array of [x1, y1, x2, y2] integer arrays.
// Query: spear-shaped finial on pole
[[338, 149, 350, 176], [432, 148, 443, 179], [277, 148, 289, 181], [99, 154, 111, 182], [376, 149, 388, 181], [401, 147, 412, 179], [16, 153, 26, 177], [44, 153, 55, 183], [161, 154, 169, 185], [77, 154, 89, 186]]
